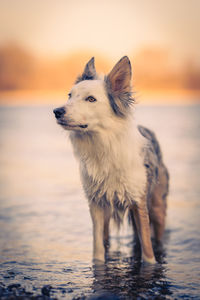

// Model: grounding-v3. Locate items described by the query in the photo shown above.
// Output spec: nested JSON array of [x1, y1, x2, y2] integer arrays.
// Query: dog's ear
[[83, 57, 96, 79], [105, 56, 134, 117], [76, 57, 96, 83], [107, 56, 131, 94]]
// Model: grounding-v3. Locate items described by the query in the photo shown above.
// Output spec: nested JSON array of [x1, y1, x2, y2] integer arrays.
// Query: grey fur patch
[[75, 73, 96, 84], [138, 125, 162, 198], [105, 76, 135, 117], [138, 125, 162, 162], [139, 125, 169, 212]]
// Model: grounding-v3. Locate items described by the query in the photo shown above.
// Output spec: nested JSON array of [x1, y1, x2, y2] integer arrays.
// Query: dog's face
[[54, 56, 134, 133], [54, 79, 113, 132]]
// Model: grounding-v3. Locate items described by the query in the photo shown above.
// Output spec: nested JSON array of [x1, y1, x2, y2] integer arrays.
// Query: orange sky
[[0, 0, 200, 67], [0, 0, 200, 105]]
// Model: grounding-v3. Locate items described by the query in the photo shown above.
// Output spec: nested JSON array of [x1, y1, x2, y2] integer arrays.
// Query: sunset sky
[[0, 0, 200, 66]]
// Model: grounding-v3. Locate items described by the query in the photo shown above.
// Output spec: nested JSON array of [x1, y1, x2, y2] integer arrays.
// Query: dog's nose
[[53, 107, 65, 119]]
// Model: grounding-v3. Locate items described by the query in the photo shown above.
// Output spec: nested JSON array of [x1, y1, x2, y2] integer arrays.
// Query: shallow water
[[0, 104, 200, 299]]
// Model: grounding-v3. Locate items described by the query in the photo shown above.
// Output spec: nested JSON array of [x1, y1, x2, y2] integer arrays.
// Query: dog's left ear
[[105, 56, 134, 117], [76, 57, 97, 83]]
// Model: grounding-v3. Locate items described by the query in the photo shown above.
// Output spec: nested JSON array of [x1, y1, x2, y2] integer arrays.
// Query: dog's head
[[53, 56, 134, 132]]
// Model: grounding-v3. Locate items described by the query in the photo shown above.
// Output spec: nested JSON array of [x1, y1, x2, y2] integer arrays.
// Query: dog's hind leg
[[103, 208, 111, 248], [130, 200, 156, 264], [149, 164, 169, 243], [89, 202, 107, 262], [149, 193, 166, 243]]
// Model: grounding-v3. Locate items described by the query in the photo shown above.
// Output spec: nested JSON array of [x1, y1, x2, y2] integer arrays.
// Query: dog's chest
[[71, 131, 147, 205], [81, 148, 146, 206]]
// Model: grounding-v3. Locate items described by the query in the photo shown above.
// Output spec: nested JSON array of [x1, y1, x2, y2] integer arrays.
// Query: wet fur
[[54, 56, 169, 263]]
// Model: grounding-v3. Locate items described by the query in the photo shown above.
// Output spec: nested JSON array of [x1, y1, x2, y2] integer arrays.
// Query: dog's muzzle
[[53, 107, 65, 119], [53, 106, 88, 129]]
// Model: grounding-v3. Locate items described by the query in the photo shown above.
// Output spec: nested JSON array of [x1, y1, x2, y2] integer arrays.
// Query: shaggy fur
[[53, 56, 169, 264]]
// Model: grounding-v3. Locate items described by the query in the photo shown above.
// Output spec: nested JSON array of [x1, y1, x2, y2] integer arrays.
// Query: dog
[[53, 56, 169, 264]]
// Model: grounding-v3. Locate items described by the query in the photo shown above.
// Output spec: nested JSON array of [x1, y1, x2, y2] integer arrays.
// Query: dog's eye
[[86, 96, 96, 103], [68, 93, 72, 99]]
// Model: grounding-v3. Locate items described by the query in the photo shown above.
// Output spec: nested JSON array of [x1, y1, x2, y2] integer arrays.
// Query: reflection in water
[[92, 244, 172, 299], [0, 104, 200, 299]]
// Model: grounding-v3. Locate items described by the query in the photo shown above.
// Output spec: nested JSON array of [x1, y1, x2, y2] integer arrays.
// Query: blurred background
[[0, 1, 200, 299], [0, 0, 200, 104]]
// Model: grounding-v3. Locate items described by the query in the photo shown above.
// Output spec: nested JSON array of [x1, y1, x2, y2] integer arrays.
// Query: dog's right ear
[[76, 57, 97, 83]]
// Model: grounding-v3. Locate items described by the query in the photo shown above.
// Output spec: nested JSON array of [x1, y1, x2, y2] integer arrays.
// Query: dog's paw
[[93, 252, 105, 264], [93, 257, 105, 265], [142, 254, 156, 264]]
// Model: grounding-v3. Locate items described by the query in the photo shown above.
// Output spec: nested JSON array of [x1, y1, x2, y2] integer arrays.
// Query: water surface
[[0, 104, 199, 299]]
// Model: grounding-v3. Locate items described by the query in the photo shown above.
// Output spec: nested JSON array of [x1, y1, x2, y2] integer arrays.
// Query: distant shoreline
[[0, 89, 200, 105]]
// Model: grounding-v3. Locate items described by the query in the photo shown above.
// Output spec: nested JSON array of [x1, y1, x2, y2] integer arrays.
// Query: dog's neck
[[69, 118, 145, 173]]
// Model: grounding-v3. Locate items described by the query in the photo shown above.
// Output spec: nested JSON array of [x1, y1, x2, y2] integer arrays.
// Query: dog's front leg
[[89, 202, 105, 262], [131, 200, 156, 264]]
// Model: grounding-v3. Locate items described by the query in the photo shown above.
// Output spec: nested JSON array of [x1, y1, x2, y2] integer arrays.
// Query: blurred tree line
[[0, 44, 200, 91]]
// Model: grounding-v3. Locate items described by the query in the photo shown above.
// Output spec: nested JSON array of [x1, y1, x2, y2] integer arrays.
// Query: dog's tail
[[138, 125, 163, 163]]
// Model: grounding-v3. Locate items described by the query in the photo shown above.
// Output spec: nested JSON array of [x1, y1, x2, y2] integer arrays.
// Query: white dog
[[53, 56, 169, 264]]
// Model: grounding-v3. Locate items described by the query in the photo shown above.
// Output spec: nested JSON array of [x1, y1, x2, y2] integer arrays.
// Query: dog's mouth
[[57, 119, 88, 129]]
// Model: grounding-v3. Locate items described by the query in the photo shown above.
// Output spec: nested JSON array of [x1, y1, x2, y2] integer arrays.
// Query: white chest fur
[[70, 124, 147, 208]]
